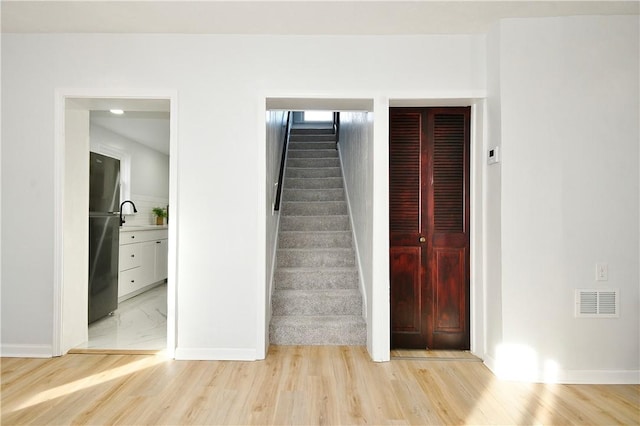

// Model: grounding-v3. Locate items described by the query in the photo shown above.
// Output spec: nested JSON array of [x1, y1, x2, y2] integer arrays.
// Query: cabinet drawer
[[120, 229, 168, 245], [118, 267, 142, 298], [119, 244, 142, 270]]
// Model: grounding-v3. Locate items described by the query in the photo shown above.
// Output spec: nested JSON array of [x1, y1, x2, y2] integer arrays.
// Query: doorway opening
[[262, 98, 376, 357], [54, 93, 177, 357]]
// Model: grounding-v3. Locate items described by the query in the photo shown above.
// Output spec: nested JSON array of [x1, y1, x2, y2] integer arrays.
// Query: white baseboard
[[483, 353, 639, 384], [336, 145, 368, 319], [174, 347, 259, 361], [560, 370, 640, 384], [1, 344, 53, 358]]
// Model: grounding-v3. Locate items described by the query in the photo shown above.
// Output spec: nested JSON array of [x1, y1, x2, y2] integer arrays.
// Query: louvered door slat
[[389, 112, 422, 233], [433, 114, 465, 233]]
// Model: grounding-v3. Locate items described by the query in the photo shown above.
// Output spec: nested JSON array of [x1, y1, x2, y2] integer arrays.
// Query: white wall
[[90, 121, 169, 226], [483, 23, 504, 369], [1, 20, 636, 382], [338, 111, 374, 351], [494, 16, 639, 383], [264, 109, 287, 350], [0, 32, 479, 360]]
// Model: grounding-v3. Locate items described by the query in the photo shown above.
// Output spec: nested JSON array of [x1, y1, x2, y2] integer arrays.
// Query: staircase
[[269, 127, 367, 346]]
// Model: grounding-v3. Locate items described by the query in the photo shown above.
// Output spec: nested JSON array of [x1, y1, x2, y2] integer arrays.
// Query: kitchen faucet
[[119, 200, 138, 226]]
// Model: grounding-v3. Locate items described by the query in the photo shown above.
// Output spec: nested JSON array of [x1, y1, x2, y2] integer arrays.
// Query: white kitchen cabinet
[[154, 239, 168, 282], [119, 227, 168, 301]]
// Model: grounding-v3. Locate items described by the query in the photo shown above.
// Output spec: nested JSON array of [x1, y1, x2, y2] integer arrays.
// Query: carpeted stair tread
[[290, 128, 335, 135], [274, 267, 359, 290], [270, 125, 365, 346], [289, 134, 337, 142], [285, 177, 343, 189], [288, 149, 338, 159], [286, 167, 342, 178], [272, 289, 362, 316], [278, 230, 352, 248], [281, 201, 348, 216], [289, 142, 336, 150], [269, 315, 366, 345], [277, 248, 355, 268], [282, 188, 345, 202], [280, 215, 350, 231], [287, 158, 341, 168]]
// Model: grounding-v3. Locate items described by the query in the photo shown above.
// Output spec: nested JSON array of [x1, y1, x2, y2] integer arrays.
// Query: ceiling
[[91, 111, 171, 155], [2, 1, 638, 35], [67, 98, 170, 155]]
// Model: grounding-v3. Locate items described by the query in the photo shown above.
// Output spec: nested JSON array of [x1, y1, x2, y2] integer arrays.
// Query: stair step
[[284, 177, 343, 189], [282, 188, 344, 202], [278, 231, 352, 249], [280, 215, 350, 231], [269, 315, 366, 345], [291, 128, 335, 135], [289, 142, 336, 150], [288, 149, 338, 159], [287, 158, 340, 168], [286, 167, 342, 179], [290, 134, 336, 142], [281, 201, 347, 216], [272, 289, 362, 316], [274, 267, 359, 290], [277, 248, 355, 268]]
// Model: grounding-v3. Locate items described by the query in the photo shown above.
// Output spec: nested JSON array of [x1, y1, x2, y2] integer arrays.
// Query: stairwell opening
[[264, 98, 374, 351]]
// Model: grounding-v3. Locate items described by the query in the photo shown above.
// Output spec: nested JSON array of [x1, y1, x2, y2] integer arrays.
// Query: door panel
[[434, 249, 465, 330], [389, 109, 428, 348], [390, 247, 423, 332], [390, 107, 470, 350]]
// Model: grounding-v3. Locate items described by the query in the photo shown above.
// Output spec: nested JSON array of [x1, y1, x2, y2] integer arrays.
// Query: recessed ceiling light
[[110, 109, 124, 115]]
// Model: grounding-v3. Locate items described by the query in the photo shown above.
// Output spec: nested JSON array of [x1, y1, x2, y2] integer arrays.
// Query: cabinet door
[[154, 239, 169, 282], [138, 241, 156, 287]]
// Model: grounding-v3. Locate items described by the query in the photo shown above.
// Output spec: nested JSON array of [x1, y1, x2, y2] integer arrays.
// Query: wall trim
[[561, 370, 640, 385], [483, 353, 639, 384], [1, 344, 53, 358], [336, 144, 368, 319], [175, 347, 258, 361]]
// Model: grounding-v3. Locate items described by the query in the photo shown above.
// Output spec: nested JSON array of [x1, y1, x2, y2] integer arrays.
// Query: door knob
[[419, 236, 426, 243]]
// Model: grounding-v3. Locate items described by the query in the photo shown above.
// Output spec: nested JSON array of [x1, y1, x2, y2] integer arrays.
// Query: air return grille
[[575, 289, 619, 318]]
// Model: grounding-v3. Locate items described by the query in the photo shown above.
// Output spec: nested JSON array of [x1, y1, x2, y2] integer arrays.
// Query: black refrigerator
[[88, 152, 121, 323]]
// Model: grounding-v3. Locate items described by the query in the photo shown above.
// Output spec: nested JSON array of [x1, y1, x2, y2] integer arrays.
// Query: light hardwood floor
[[2, 346, 638, 425]]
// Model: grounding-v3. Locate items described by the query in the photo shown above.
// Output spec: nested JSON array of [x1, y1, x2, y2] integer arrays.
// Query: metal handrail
[[273, 111, 292, 212], [333, 112, 340, 147]]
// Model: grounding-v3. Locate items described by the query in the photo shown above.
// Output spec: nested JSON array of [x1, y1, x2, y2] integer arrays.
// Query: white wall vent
[[575, 289, 619, 318]]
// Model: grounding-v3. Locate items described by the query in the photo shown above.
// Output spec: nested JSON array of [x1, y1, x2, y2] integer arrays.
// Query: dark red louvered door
[[390, 107, 470, 350]]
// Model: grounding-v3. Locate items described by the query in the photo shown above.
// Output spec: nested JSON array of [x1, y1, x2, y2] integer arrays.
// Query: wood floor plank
[[2, 346, 639, 425]]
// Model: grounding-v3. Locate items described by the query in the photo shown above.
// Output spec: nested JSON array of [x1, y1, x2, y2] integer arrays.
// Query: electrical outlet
[[596, 263, 608, 281]]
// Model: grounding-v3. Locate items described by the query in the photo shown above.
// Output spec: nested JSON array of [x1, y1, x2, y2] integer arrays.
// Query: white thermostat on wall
[[488, 146, 500, 165]]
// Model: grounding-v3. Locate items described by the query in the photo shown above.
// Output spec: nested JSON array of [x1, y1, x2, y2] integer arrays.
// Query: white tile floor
[[76, 283, 167, 351]]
